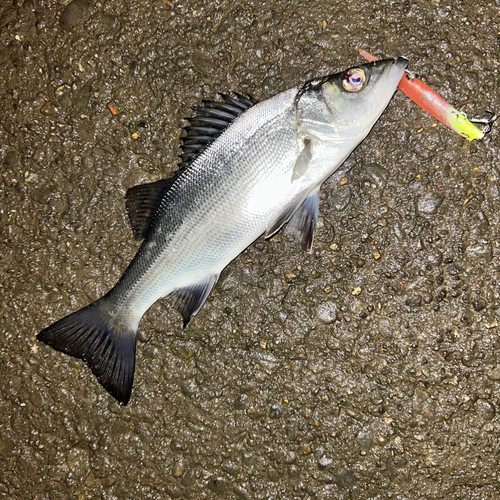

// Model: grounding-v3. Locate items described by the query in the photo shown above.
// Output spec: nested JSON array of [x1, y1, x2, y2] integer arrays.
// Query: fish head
[[296, 57, 408, 143]]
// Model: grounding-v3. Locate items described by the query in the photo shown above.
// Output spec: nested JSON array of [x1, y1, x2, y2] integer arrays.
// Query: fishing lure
[[359, 49, 496, 141]]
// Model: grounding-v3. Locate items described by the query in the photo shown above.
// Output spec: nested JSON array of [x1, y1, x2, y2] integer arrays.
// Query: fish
[[38, 57, 408, 405]]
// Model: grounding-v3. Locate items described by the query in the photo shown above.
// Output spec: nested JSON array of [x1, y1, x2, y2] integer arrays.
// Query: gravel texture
[[1, 0, 500, 498]]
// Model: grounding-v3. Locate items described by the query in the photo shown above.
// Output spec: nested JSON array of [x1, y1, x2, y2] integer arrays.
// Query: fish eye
[[341, 68, 366, 92]]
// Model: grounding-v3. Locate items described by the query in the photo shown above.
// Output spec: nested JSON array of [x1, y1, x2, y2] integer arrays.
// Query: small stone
[[317, 455, 333, 469], [222, 462, 239, 475], [418, 192, 443, 214], [373, 251, 381, 260], [366, 164, 389, 189], [269, 404, 282, 419], [333, 186, 351, 210], [181, 469, 196, 487], [427, 252, 443, 266], [207, 477, 226, 495], [60, 0, 93, 31], [172, 463, 184, 478], [170, 439, 184, 452], [339, 177, 348, 186], [473, 298, 486, 312], [40, 101, 58, 115], [351, 287, 362, 296], [465, 242, 492, 262], [4, 151, 19, 168], [356, 431, 373, 451], [476, 399, 496, 421], [316, 302, 337, 323], [335, 470, 359, 488], [487, 366, 500, 381], [233, 487, 250, 500]]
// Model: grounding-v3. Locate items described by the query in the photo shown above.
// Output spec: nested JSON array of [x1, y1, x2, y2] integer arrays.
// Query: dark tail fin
[[37, 300, 137, 405]]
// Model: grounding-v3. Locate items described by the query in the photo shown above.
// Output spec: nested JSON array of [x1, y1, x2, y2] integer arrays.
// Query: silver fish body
[[38, 57, 408, 404]]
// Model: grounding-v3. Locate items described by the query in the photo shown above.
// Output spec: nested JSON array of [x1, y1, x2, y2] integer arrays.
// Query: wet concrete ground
[[1, 0, 500, 498]]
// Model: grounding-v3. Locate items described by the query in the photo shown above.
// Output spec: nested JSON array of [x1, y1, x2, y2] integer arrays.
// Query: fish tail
[[37, 298, 137, 405]]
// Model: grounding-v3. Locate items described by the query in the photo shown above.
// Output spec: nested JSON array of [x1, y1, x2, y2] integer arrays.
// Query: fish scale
[[38, 57, 408, 404]]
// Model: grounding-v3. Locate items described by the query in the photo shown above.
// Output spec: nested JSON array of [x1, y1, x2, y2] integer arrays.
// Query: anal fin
[[285, 189, 320, 252], [172, 274, 219, 328]]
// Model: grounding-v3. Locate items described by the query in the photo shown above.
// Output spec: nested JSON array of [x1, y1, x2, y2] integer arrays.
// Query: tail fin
[[37, 300, 137, 405]]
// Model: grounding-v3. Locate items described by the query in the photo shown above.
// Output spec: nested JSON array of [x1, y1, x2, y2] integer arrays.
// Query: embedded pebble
[[476, 399, 496, 421], [418, 192, 444, 214], [332, 186, 351, 210], [316, 301, 337, 323], [207, 477, 226, 495], [172, 463, 184, 478], [181, 469, 196, 487], [40, 102, 58, 115], [365, 163, 389, 189], [335, 470, 359, 488], [4, 151, 19, 167], [473, 298, 486, 312], [269, 404, 283, 419], [60, 0, 93, 30], [317, 455, 333, 469], [221, 462, 239, 475], [233, 486, 251, 500], [356, 431, 373, 451], [427, 252, 443, 266], [487, 366, 500, 381], [465, 242, 492, 262]]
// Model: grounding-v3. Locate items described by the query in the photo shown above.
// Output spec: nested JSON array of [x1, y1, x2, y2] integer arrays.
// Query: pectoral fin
[[291, 138, 313, 181], [285, 188, 320, 252], [172, 274, 219, 328], [265, 191, 310, 239], [264, 186, 321, 252]]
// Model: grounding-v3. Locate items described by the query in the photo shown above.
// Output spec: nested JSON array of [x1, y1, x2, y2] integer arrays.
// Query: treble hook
[[469, 110, 498, 135]]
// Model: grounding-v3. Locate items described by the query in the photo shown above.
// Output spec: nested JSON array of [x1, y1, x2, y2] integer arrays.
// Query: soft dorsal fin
[[171, 274, 220, 327], [125, 175, 183, 241], [180, 93, 258, 167], [126, 94, 258, 241], [284, 189, 320, 252]]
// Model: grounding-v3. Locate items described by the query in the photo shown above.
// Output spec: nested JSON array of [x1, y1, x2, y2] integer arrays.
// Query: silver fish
[[38, 57, 408, 404]]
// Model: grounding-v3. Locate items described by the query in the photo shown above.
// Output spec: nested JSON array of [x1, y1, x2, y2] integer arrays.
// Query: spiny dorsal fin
[[125, 175, 183, 241], [180, 93, 258, 168], [172, 274, 219, 328]]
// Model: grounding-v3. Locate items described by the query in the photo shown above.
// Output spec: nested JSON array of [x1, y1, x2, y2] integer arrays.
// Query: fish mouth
[[381, 56, 408, 91], [389, 56, 409, 81], [394, 56, 409, 71]]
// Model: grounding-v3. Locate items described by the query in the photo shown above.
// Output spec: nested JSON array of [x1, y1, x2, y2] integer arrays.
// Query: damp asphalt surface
[[1, 0, 500, 499]]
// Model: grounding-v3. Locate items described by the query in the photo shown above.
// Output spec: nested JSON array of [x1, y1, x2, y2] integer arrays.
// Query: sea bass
[[38, 57, 408, 404]]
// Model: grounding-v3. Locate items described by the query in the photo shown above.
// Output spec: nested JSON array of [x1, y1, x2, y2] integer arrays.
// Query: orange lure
[[359, 49, 495, 141]]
